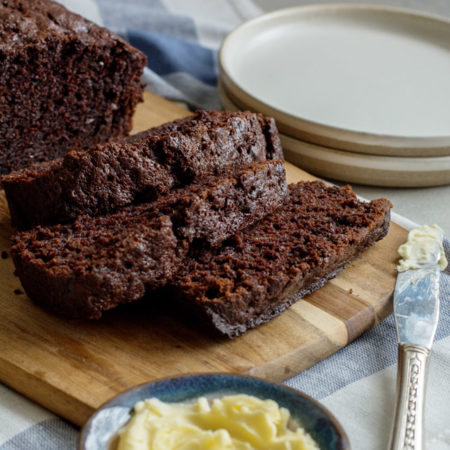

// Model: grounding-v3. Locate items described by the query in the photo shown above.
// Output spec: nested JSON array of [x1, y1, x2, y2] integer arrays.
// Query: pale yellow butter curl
[[397, 224, 447, 272], [117, 394, 319, 450]]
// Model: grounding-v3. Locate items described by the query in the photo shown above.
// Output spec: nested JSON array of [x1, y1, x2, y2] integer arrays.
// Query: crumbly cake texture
[[168, 182, 392, 338], [0, 0, 146, 175], [10, 160, 287, 319], [2, 111, 283, 229], [12, 215, 179, 319]]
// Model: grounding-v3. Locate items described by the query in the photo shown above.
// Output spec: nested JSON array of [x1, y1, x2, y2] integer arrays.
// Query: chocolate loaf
[[0, 0, 146, 175], [10, 160, 287, 319], [168, 182, 392, 338], [2, 111, 283, 229]]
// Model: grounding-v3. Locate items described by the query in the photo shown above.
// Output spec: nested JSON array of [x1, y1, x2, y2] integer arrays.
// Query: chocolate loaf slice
[[11, 160, 287, 318], [168, 182, 392, 338], [2, 111, 283, 229], [126, 110, 283, 180], [0, 0, 147, 174]]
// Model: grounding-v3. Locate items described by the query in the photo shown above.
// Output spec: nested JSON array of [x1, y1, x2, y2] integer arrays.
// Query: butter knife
[[389, 246, 441, 450]]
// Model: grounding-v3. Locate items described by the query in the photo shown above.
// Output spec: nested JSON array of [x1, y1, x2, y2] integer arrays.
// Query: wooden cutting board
[[0, 91, 407, 427]]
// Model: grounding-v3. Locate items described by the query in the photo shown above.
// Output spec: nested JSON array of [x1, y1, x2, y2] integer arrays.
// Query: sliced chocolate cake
[[167, 182, 392, 338], [2, 111, 283, 229], [10, 160, 287, 319]]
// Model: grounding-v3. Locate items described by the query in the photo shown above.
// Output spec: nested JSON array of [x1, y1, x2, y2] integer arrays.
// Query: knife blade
[[394, 257, 440, 349], [389, 244, 441, 450]]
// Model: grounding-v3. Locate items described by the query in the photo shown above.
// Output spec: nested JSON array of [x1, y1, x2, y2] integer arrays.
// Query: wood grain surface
[[0, 91, 407, 426]]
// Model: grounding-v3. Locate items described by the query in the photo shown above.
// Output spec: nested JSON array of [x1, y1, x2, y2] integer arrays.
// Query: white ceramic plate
[[219, 87, 450, 187], [219, 4, 450, 157]]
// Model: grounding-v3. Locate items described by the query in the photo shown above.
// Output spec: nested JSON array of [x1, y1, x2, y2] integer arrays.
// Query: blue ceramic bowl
[[79, 373, 350, 449]]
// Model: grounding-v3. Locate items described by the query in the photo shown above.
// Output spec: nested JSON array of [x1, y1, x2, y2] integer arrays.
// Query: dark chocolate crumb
[[1, 251, 8, 259], [0, 0, 146, 177], [14, 288, 23, 295]]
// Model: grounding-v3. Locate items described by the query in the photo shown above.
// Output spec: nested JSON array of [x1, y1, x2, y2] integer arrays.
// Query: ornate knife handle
[[389, 343, 430, 450]]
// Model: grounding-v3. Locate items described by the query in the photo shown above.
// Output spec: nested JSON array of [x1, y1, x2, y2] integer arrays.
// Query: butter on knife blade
[[397, 224, 447, 273], [395, 224, 446, 347], [389, 224, 446, 450]]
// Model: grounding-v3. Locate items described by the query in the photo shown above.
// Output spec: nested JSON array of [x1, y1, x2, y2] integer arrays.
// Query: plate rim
[[219, 87, 450, 187], [219, 3, 450, 156]]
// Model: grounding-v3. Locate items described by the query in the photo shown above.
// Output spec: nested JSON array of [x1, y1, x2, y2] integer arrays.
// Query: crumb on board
[[349, 288, 353, 294], [13, 289, 23, 295], [1, 251, 8, 259]]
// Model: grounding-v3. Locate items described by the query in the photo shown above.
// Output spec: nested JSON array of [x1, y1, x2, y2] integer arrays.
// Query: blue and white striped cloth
[[1, 1, 449, 449], [61, 0, 262, 110]]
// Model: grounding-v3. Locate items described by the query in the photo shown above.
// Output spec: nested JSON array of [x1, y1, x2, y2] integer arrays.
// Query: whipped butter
[[117, 394, 319, 450], [397, 224, 448, 272]]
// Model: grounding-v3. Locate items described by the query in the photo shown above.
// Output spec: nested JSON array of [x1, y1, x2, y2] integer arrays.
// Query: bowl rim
[[79, 372, 351, 450]]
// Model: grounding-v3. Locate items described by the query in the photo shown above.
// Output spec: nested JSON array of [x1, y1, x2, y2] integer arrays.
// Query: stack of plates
[[218, 4, 450, 187]]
